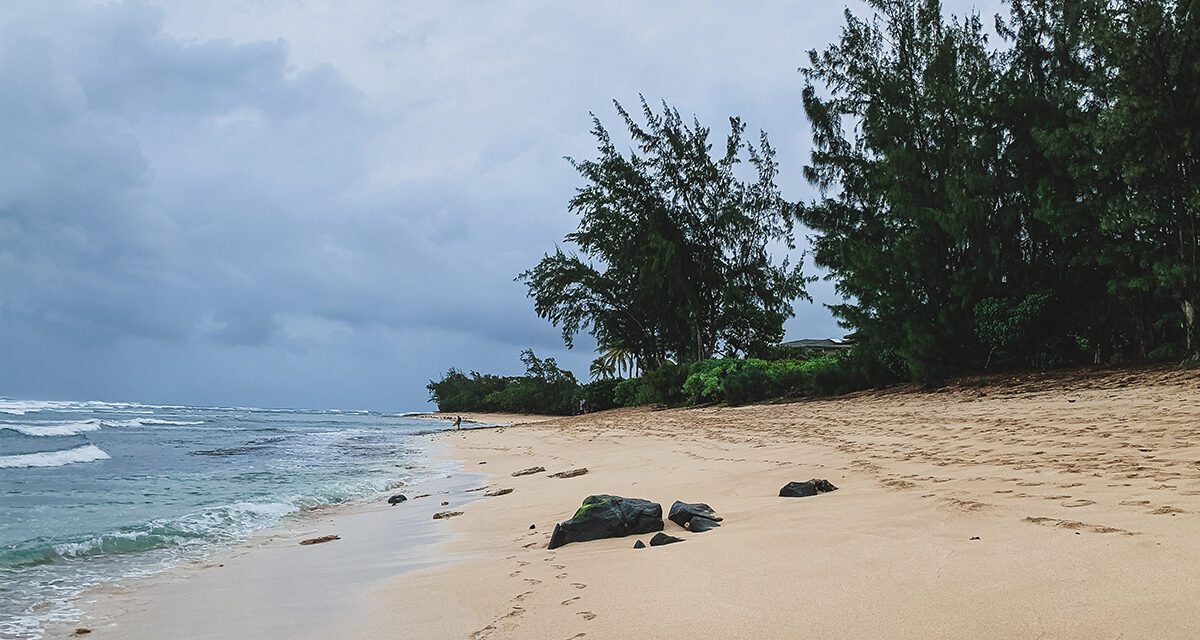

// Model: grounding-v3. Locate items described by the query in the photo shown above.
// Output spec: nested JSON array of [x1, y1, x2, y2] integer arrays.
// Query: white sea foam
[[100, 418, 204, 428], [0, 420, 102, 437], [0, 445, 110, 468]]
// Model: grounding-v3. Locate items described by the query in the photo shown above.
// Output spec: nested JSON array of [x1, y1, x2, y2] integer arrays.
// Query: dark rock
[[548, 468, 589, 479], [512, 466, 546, 477], [668, 501, 723, 527], [686, 516, 721, 532], [547, 495, 664, 549], [388, 494, 408, 505], [779, 479, 839, 498], [529, 524, 536, 529], [299, 535, 340, 546], [441, 501, 449, 506], [649, 532, 684, 546], [479, 461, 487, 464], [633, 540, 646, 549], [485, 488, 514, 497], [73, 629, 91, 636], [812, 479, 839, 493]]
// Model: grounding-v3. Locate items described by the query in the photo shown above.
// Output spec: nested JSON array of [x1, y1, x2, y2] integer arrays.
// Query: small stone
[[441, 501, 449, 506], [633, 540, 646, 549], [74, 629, 91, 636], [299, 535, 340, 546], [668, 501, 722, 527], [687, 516, 721, 532], [433, 511, 464, 520], [529, 524, 536, 529], [969, 536, 981, 541], [548, 468, 589, 479], [512, 466, 546, 477], [649, 532, 684, 546], [479, 461, 487, 464], [388, 494, 408, 505], [413, 494, 430, 499], [485, 488, 514, 497], [779, 479, 839, 498]]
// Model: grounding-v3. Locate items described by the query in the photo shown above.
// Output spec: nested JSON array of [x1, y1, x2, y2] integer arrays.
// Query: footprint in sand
[[1149, 506, 1187, 515], [471, 624, 496, 639], [523, 542, 539, 549], [556, 573, 569, 579], [1120, 500, 1151, 506], [561, 596, 580, 606], [565, 634, 586, 639], [514, 591, 534, 602], [578, 611, 597, 620], [571, 582, 587, 590], [524, 578, 542, 586], [1061, 499, 1095, 508]]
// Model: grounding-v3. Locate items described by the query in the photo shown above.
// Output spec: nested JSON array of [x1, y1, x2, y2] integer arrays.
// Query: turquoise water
[[0, 398, 453, 640]]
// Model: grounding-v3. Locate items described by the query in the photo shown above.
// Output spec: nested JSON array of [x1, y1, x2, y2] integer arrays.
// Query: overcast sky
[[0, 0, 1000, 410]]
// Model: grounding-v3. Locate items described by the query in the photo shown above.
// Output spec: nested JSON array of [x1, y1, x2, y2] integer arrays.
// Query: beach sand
[[60, 366, 1200, 639]]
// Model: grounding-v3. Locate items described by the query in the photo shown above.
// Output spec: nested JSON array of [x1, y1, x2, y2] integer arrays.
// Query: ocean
[[0, 398, 457, 640]]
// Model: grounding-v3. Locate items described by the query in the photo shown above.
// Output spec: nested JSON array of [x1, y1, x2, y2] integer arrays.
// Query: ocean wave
[[0, 445, 110, 468], [100, 418, 205, 428], [0, 501, 297, 570], [0, 420, 101, 437]]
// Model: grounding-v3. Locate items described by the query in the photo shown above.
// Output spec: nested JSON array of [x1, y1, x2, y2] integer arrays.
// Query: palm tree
[[596, 345, 638, 379], [589, 357, 616, 381]]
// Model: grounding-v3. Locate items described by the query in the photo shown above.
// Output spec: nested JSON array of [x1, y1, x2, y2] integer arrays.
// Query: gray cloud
[[0, 0, 999, 409]]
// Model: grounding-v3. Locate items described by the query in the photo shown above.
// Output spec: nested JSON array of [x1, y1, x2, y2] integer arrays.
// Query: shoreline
[[405, 411, 562, 427], [47, 370, 1200, 638], [40, 420, 493, 639]]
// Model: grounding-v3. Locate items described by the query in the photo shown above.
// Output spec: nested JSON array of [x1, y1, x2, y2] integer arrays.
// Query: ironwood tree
[[519, 98, 809, 367]]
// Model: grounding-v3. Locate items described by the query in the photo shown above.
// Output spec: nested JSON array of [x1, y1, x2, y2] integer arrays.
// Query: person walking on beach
[[453, 415, 462, 429]]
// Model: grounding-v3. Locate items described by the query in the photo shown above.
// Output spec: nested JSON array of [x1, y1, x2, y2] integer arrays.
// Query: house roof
[[781, 338, 853, 349]]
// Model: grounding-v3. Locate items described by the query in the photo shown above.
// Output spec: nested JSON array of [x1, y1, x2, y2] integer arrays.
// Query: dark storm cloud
[[0, 0, 1000, 409]]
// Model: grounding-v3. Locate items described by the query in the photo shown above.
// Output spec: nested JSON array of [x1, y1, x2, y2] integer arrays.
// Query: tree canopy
[[518, 98, 809, 367], [799, 0, 1199, 386]]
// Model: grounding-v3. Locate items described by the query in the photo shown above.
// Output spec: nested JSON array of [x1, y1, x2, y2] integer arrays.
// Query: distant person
[[579, 399, 586, 415], [453, 415, 462, 429]]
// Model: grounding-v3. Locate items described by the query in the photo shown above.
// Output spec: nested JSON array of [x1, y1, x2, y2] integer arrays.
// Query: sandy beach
[[60, 365, 1200, 639]]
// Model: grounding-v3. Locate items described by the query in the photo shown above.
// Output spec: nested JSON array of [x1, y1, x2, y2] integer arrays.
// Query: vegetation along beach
[[3, 0, 1200, 638]]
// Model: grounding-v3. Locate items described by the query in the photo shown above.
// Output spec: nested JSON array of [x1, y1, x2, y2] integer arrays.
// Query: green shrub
[[613, 377, 643, 406], [634, 362, 690, 406], [766, 359, 808, 397], [682, 359, 737, 404], [427, 349, 578, 415], [575, 378, 623, 412], [722, 360, 776, 405]]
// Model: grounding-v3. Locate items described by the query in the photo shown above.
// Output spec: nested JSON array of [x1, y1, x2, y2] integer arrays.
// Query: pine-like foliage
[[519, 98, 809, 366]]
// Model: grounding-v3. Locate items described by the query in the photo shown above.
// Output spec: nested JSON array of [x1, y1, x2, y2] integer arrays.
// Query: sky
[[0, 0, 1001, 411]]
